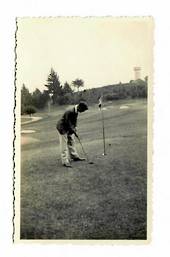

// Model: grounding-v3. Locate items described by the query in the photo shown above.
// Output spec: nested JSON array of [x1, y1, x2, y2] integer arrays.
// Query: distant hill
[[72, 79, 147, 105], [21, 79, 148, 113]]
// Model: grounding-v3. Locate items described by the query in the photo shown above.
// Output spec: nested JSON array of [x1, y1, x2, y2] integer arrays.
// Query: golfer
[[56, 101, 88, 167]]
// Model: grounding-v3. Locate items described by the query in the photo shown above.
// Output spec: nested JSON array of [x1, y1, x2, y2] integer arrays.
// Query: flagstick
[[100, 107, 106, 155]]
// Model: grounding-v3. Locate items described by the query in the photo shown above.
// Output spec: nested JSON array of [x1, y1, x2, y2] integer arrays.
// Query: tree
[[32, 88, 49, 109], [24, 106, 36, 116], [72, 78, 84, 92], [144, 76, 148, 84], [63, 81, 73, 94], [21, 84, 32, 114], [45, 68, 63, 104], [41, 90, 50, 107], [32, 88, 42, 109]]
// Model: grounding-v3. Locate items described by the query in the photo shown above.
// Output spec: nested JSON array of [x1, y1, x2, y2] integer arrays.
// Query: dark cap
[[78, 101, 88, 112]]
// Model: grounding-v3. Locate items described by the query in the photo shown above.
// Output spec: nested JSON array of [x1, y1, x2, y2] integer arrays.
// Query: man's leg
[[67, 134, 85, 161], [57, 131, 72, 167]]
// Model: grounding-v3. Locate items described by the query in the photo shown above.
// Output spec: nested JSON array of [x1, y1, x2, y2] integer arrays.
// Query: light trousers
[[57, 132, 79, 164]]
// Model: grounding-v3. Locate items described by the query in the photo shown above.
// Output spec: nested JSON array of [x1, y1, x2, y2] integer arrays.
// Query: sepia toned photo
[[14, 17, 153, 242]]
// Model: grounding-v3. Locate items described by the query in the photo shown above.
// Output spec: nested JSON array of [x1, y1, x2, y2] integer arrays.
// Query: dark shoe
[[73, 157, 86, 161], [63, 163, 72, 167]]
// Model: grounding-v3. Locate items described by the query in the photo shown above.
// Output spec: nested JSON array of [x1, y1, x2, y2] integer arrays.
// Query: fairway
[[21, 99, 147, 240]]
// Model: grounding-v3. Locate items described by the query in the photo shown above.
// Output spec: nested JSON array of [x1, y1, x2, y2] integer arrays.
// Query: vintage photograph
[[15, 17, 153, 241]]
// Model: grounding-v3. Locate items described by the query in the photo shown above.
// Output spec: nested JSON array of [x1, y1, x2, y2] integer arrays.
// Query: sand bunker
[[21, 116, 42, 125], [21, 130, 35, 134], [120, 105, 129, 109], [21, 136, 39, 145]]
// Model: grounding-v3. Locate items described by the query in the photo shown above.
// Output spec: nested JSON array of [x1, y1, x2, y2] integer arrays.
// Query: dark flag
[[98, 95, 103, 109]]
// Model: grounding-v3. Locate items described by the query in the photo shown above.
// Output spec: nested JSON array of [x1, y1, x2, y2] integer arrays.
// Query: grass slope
[[21, 99, 147, 240]]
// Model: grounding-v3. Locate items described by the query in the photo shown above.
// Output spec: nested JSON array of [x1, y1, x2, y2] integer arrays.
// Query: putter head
[[102, 153, 106, 156]]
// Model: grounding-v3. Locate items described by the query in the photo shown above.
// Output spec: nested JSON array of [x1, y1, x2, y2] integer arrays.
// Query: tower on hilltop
[[134, 67, 141, 80]]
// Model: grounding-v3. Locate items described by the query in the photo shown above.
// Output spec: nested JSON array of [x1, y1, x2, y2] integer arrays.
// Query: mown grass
[[21, 99, 147, 240]]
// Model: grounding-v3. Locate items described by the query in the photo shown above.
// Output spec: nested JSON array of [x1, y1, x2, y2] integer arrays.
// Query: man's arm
[[64, 110, 77, 135]]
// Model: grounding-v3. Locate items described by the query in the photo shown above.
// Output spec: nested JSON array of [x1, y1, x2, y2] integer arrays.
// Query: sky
[[17, 17, 153, 92]]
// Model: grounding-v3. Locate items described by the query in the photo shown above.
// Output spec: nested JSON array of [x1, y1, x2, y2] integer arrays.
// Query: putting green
[[20, 99, 147, 239]]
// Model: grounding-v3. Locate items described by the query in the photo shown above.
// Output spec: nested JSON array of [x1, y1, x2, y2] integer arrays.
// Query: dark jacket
[[56, 107, 78, 135]]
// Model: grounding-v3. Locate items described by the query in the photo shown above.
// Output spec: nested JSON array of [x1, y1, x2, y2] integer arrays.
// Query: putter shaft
[[76, 135, 89, 161]]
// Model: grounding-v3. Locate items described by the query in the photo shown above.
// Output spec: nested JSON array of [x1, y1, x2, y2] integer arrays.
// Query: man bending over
[[56, 101, 88, 167]]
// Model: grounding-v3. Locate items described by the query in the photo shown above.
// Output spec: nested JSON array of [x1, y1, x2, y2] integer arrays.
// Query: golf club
[[75, 134, 94, 164]]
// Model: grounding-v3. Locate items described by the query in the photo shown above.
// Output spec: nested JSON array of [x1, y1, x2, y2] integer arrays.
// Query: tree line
[[21, 68, 84, 114], [21, 68, 148, 115]]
